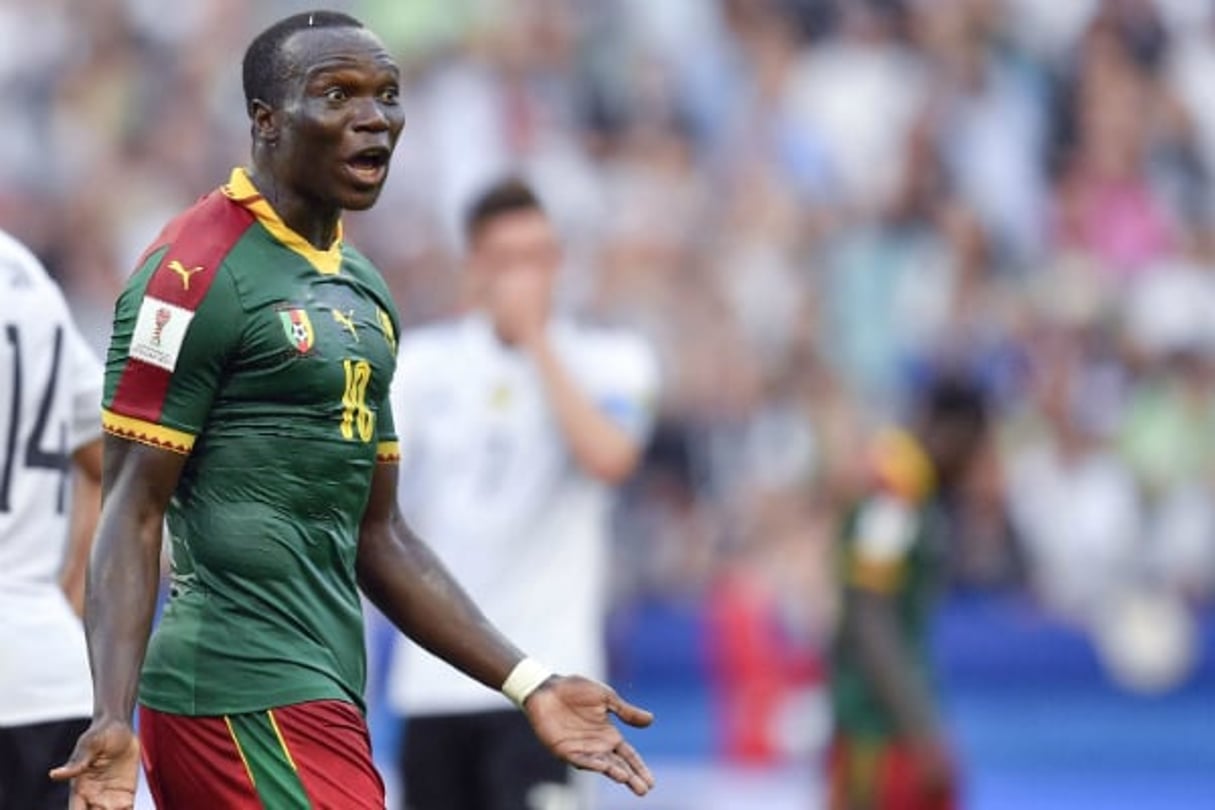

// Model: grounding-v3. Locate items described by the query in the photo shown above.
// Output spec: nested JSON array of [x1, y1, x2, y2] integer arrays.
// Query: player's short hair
[[464, 178, 545, 244], [242, 10, 365, 116], [922, 375, 988, 435]]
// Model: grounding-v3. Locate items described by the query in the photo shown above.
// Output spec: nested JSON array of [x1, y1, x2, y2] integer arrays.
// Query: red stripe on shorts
[[274, 700, 386, 810], [139, 705, 261, 810], [828, 734, 958, 810]]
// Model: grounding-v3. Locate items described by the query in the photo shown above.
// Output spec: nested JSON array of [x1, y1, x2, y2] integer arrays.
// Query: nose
[[352, 97, 391, 133]]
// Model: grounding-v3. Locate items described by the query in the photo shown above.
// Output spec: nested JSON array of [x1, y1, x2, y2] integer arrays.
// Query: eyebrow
[[303, 54, 400, 82]]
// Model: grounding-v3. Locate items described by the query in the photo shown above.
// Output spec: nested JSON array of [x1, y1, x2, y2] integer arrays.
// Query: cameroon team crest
[[279, 308, 315, 353]]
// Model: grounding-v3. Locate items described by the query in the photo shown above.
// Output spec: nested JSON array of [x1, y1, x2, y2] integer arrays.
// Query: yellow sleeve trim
[[849, 559, 905, 595], [376, 440, 401, 464], [101, 409, 195, 455]]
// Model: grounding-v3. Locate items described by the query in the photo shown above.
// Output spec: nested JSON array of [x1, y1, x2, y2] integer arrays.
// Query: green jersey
[[831, 429, 948, 741], [102, 168, 402, 716]]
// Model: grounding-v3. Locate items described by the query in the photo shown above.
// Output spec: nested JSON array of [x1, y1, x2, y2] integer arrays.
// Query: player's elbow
[[73, 438, 104, 483], [579, 443, 641, 485]]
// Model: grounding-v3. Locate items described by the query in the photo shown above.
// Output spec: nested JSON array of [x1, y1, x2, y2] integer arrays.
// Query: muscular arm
[[845, 588, 939, 741], [86, 436, 186, 723], [60, 438, 103, 617], [524, 336, 641, 484], [358, 461, 656, 795], [356, 461, 524, 690]]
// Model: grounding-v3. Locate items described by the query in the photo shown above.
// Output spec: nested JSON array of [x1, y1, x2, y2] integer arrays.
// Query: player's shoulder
[[847, 490, 921, 560], [398, 316, 472, 363], [124, 189, 256, 306], [0, 228, 71, 315], [339, 243, 396, 312], [556, 320, 660, 385], [844, 431, 932, 567], [865, 427, 937, 505], [0, 228, 50, 288], [338, 242, 379, 276]]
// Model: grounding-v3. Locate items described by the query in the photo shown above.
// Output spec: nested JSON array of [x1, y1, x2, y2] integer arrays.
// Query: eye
[[379, 86, 400, 104], [324, 87, 348, 103]]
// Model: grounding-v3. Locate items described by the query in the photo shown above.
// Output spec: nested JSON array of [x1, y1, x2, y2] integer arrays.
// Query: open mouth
[[345, 147, 390, 186]]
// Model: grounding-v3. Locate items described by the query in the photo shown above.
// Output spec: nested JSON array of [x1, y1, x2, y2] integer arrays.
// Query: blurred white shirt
[[1008, 441, 1142, 621], [0, 229, 102, 726], [387, 314, 659, 715], [787, 38, 927, 213]]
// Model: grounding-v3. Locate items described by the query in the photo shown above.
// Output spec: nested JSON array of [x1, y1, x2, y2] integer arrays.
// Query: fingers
[[608, 693, 655, 729], [615, 740, 655, 791], [50, 728, 106, 782], [567, 750, 654, 797], [49, 750, 91, 782], [67, 783, 136, 810]]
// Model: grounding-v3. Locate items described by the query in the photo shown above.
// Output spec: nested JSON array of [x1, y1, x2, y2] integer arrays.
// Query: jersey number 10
[[1, 325, 70, 513], [340, 358, 374, 443]]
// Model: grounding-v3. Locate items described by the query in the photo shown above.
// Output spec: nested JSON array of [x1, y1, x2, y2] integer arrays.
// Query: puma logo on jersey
[[167, 260, 204, 290], [332, 308, 359, 341]]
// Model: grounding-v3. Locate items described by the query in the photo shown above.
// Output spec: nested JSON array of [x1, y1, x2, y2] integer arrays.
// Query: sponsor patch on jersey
[[130, 296, 194, 371], [279, 308, 314, 353]]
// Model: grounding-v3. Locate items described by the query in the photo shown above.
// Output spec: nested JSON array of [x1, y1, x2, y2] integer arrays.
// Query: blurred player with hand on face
[[388, 179, 660, 810]]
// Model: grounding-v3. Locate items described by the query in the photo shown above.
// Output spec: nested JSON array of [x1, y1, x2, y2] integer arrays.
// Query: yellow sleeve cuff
[[101, 409, 195, 455], [375, 440, 401, 464]]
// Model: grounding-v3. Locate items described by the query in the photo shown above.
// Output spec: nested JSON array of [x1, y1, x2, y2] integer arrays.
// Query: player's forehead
[[279, 26, 398, 86], [479, 209, 554, 245]]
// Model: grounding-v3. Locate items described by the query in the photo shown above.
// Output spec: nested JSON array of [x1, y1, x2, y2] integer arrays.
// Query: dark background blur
[[2, 1, 1213, 807]]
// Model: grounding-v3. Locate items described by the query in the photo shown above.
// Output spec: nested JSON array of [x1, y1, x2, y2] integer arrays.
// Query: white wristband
[[501, 658, 555, 708]]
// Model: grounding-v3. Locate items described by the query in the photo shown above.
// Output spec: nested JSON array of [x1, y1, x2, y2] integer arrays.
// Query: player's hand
[[490, 267, 549, 346], [49, 719, 140, 810], [523, 674, 656, 796]]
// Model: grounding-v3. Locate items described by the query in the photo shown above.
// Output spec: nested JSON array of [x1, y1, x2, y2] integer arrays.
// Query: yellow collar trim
[[221, 167, 344, 275]]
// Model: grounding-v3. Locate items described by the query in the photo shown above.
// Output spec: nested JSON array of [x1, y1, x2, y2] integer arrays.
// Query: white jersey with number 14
[[0, 229, 102, 726]]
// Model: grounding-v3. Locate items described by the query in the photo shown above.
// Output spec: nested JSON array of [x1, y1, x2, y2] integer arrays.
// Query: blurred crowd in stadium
[[3, 0, 1215, 754]]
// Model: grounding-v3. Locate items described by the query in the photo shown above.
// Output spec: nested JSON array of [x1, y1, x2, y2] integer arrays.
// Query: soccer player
[[387, 179, 659, 810], [829, 378, 989, 810], [0, 228, 104, 810], [50, 12, 654, 810]]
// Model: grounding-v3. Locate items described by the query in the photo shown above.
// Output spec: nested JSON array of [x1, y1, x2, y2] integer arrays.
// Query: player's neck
[[246, 168, 341, 250]]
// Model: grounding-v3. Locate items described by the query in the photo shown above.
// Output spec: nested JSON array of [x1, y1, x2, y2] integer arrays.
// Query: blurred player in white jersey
[[387, 179, 660, 810], [0, 229, 103, 809]]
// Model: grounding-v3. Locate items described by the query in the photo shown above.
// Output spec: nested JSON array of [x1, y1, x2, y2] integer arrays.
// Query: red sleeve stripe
[[109, 190, 255, 427], [111, 358, 176, 425]]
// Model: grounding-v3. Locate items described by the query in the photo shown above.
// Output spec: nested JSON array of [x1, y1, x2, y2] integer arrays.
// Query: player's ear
[[249, 99, 281, 147]]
